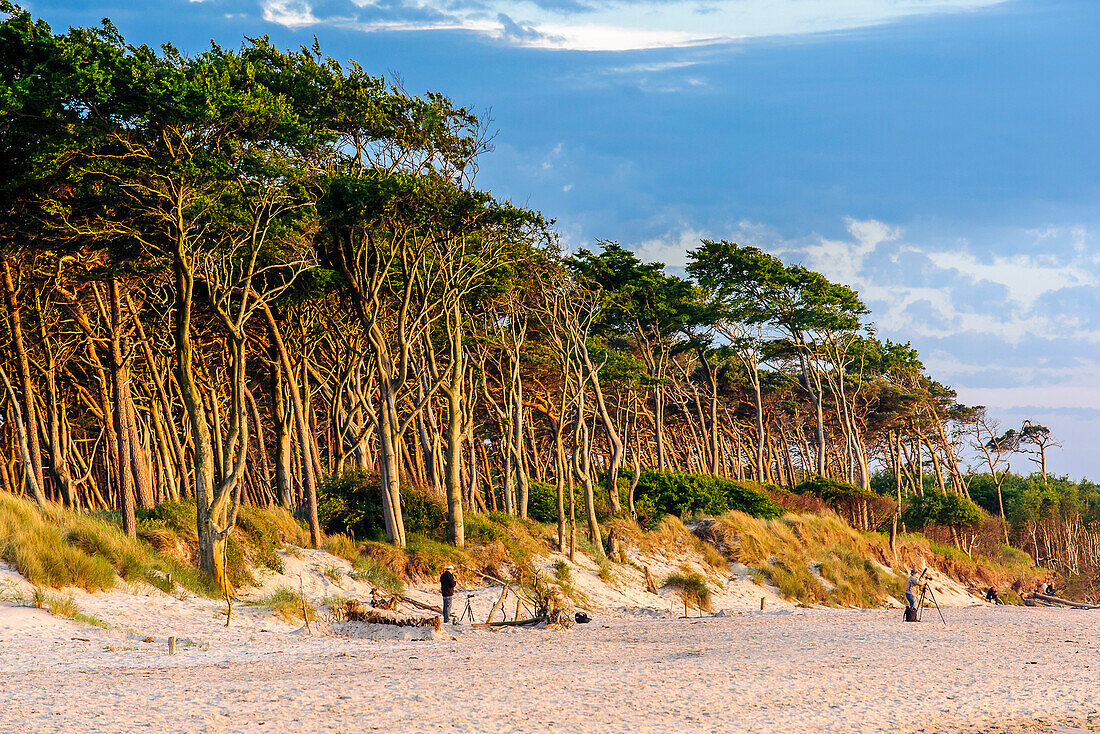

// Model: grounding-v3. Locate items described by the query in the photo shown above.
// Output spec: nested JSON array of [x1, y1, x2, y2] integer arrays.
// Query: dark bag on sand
[[904, 607, 918, 622], [575, 612, 591, 624]]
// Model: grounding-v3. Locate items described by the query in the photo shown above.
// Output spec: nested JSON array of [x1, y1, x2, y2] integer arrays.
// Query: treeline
[[1, 8, 1095, 586]]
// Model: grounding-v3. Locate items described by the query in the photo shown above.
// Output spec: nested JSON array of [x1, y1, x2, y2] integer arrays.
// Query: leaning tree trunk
[[1, 257, 46, 495], [262, 305, 321, 546]]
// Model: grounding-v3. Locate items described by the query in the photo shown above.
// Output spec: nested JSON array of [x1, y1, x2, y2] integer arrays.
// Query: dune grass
[[0, 493, 309, 598], [663, 565, 713, 612], [249, 587, 317, 624], [699, 510, 1042, 607]]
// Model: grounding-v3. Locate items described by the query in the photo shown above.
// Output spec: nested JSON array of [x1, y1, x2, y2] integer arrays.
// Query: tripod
[[456, 593, 476, 625], [917, 570, 947, 627]]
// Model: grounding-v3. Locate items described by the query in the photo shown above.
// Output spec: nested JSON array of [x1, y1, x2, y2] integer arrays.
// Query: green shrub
[[528, 480, 616, 524], [319, 470, 447, 541], [526, 480, 560, 524], [632, 471, 783, 525], [902, 491, 984, 533]]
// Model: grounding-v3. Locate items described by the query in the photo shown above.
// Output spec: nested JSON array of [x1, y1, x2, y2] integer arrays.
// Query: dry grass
[[0, 493, 313, 598], [635, 516, 728, 572], [698, 510, 1043, 607], [322, 534, 358, 564], [1, 495, 117, 592]]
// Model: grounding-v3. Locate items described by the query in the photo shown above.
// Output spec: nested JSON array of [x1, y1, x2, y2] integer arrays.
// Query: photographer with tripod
[[906, 568, 925, 618], [905, 568, 947, 625]]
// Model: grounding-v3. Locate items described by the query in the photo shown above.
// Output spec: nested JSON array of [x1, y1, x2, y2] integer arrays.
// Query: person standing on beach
[[906, 569, 925, 612], [440, 565, 457, 623]]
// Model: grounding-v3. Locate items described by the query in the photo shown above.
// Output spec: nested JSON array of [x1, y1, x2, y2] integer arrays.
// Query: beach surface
[[2, 595, 1097, 733]]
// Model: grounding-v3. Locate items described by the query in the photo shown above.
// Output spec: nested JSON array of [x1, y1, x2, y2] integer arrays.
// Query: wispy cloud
[[924, 251, 1094, 310], [256, 0, 1008, 51]]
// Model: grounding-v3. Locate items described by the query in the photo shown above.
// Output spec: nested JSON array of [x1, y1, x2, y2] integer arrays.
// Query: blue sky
[[23, 0, 1100, 478]]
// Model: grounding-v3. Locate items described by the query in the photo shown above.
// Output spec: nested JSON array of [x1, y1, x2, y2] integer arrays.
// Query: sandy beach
[[3, 579, 1097, 734]]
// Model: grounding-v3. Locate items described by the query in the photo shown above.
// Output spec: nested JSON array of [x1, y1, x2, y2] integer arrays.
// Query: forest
[[2, 6, 1098, 591]]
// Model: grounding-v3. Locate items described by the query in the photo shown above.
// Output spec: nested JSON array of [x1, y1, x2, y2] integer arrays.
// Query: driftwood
[[486, 585, 511, 623], [344, 600, 442, 630], [369, 589, 444, 616], [1030, 592, 1100, 610]]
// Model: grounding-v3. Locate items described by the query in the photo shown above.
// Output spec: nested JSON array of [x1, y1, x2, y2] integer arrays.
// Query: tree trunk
[[1, 257, 45, 495], [262, 305, 321, 546]]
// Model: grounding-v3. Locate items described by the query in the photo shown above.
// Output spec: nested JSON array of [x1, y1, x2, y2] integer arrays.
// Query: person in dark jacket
[[440, 565, 457, 622]]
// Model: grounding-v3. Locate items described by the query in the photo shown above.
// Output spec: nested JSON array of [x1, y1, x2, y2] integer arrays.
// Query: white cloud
[[262, 0, 319, 28], [798, 217, 899, 288], [925, 251, 1093, 311], [262, 0, 1008, 51], [632, 226, 709, 269]]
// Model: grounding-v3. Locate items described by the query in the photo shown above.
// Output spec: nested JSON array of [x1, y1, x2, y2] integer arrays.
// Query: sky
[[21, 0, 1100, 479]]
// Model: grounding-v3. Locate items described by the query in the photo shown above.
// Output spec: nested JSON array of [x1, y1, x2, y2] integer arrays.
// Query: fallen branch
[[1030, 592, 1100, 610]]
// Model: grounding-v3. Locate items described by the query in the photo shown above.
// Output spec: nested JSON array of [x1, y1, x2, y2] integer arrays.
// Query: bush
[[632, 471, 783, 525], [319, 470, 447, 541], [527, 479, 616, 524], [902, 491, 984, 533]]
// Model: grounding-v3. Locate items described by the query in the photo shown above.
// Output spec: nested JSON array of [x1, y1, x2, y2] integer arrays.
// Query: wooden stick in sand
[[299, 575, 312, 634]]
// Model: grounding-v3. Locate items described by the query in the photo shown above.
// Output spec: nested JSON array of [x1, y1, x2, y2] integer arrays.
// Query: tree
[[1018, 421, 1059, 485]]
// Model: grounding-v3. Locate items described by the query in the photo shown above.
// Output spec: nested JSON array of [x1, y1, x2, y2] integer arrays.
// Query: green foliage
[[902, 491, 984, 532], [526, 480, 561, 524], [794, 477, 875, 502], [967, 473, 1100, 530], [632, 471, 783, 524], [527, 480, 616, 525], [318, 470, 447, 541]]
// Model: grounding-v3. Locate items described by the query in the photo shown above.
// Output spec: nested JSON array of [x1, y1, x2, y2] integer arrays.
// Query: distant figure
[[906, 569, 924, 612], [985, 587, 1001, 604], [440, 565, 457, 623], [1044, 582, 1056, 596]]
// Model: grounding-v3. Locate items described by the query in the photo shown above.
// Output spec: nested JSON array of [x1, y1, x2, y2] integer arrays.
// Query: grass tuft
[[249, 587, 317, 624], [663, 566, 713, 612]]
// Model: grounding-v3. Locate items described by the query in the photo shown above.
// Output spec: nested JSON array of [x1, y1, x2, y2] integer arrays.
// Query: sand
[[1, 550, 1097, 733]]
